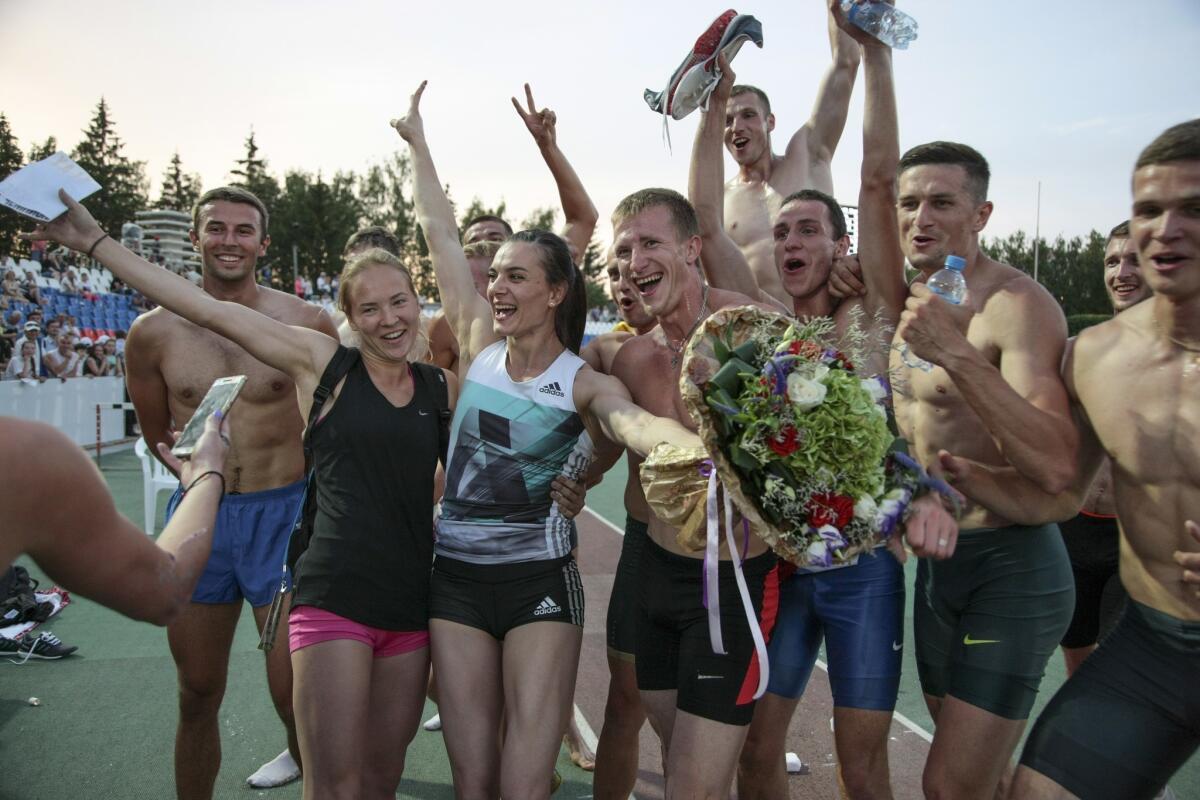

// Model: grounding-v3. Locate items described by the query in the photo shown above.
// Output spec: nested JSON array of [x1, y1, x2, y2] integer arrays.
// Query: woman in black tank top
[[27, 199, 455, 800]]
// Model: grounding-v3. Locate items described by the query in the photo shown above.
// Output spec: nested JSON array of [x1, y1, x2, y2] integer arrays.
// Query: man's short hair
[[898, 141, 991, 203], [612, 188, 700, 242], [191, 186, 270, 240], [343, 226, 401, 257], [780, 190, 847, 241], [1135, 119, 1200, 170], [463, 240, 502, 261], [463, 214, 513, 238], [1106, 220, 1131, 247], [730, 85, 771, 116]]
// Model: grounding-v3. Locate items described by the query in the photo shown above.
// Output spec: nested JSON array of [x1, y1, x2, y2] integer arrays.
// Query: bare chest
[[158, 323, 296, 412], [622, 343, 694, 430], [724, 181, 784, 249]]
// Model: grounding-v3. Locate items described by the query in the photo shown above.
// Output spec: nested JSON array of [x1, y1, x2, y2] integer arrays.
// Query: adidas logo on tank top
[[538, 381, 565, 397]]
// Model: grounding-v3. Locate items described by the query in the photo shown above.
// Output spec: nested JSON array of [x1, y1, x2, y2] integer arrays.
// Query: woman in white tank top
[[395, 82, 702, 798]]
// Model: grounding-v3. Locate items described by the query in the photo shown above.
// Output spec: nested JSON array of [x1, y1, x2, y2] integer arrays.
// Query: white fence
[[0, 377, 129, 447]]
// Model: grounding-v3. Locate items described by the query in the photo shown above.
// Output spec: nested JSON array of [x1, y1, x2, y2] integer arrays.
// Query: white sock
[[422, 713, 442, 731], [246, 749, 301, 788]]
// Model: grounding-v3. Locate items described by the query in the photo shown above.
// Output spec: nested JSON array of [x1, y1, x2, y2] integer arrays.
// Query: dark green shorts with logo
[[914, 523, 1074, 720]]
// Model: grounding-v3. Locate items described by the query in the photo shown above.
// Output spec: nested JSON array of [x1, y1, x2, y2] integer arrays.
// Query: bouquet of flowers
[[674, 305, 917, 567]]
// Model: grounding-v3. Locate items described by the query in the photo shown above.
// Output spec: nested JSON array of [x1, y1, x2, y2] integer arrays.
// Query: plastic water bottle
[[901, 255, 966, 371], [840, 1, 919, 50]]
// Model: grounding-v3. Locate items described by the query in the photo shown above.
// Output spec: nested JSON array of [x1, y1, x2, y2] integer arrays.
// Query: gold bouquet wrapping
[[639, 442, 710, 551]]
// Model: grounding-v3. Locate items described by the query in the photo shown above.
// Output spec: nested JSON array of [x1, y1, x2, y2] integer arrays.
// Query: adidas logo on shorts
[[534, 595, 562, 616], [538, 381, 565, 397]]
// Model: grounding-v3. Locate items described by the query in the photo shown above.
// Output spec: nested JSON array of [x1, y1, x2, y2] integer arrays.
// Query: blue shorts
[[766, 548, 905, 711], [165, 478, 305, 607]]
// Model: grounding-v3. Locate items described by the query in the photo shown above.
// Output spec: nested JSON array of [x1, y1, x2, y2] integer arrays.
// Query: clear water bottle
[[840, 1, 919, 50], [900, 255, 966, 371]]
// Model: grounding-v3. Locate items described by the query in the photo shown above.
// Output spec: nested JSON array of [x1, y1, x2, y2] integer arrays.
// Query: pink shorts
[[288, 605, 429, 658]]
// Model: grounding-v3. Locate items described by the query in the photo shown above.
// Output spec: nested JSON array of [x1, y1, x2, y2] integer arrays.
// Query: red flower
[[788, 340, 823, 359], [767, 425, 799, 456], [807, 492, 854, 528]]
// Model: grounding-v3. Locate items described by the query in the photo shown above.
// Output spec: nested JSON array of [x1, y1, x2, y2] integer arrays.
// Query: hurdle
[[95, 402, 137, 466]]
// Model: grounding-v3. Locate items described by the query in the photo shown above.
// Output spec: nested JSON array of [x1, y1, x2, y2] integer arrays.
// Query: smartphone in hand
[[171, 375, 246, 459]]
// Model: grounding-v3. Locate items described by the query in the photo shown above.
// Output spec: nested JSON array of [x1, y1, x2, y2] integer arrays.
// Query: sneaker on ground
[[246, 749, 301, 788], [1, 631, 77, 663], [422, 713, 442, 731]]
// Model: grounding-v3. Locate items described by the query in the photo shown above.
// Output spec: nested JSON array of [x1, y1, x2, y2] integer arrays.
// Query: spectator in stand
[[44, 333, 84, 379], [83, 339, 109, 377], [1, 309, 22, 362], [3, 340, 41, 381], [29, 239, 46, 263], [20, 270, 43, 305], [61, 268, 79, 294], [12, 321, 45, 376], [315, 271, 329, 294], [102, 336, 124, 377], [2, 270, 23, 301], [40, 319, 62, 352], [114, 329, 126, 357], [293, 275, 304, 297], [62, 314, 80, 340]]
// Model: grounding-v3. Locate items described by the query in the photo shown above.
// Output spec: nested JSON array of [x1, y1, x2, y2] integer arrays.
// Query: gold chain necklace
[[666, 282, 710, 368]]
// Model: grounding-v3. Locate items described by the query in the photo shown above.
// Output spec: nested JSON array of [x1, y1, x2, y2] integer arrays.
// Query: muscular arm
[[513, 84, 598, 258], [124, 315, 177, 473], [856, 44, 907, 321], [784, 7, 860, 194], [581, 372, 702, 458]]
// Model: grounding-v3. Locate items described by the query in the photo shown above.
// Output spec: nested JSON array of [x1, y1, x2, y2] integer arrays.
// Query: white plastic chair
[[135, 437, 178, 534]]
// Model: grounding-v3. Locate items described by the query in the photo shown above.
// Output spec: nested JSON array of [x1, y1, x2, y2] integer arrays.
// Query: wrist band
[[184, 470, 225, 496], [85, 232, 109, 259]]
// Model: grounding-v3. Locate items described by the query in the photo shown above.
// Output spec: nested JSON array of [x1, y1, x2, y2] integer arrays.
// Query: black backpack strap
[[412, 362, 452, 466], [303, 346, 361, 459]]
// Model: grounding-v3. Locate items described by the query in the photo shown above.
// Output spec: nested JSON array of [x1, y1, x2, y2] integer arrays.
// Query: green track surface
[[1, 450, 1195, 798]]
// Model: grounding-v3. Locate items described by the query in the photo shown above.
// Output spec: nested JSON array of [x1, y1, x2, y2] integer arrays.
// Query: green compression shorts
[[1019, 601, 1200, 799], [914, 523, 1074, 720]]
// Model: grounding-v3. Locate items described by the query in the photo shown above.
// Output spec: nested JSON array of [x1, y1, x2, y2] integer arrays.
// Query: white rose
[[861, 377, 888, 402], [812, 363, 830, 382], [806, 539, 829, 564], [854, 494, 878, 521], [787, 373, 828, 411]]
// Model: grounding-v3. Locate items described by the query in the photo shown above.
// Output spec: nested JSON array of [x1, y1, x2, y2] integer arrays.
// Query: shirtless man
[[124, 186, 338, 799], [427, 84, 598, 373], [693, 34, 921, 797], [722, 2, 860, 306], [875, 51, 1079, 800], [941, 119, 1200, 800], [582, 253, 658, 800], [1056, 221, 1147, 675]]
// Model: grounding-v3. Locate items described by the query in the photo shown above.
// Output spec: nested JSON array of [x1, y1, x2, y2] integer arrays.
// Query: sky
[[2, 0, 1199, 248]]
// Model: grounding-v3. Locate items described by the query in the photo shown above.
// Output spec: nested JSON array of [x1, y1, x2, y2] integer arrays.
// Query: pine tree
[[26, 136, 58, 163], [157, 151, 203, 212], [230, 129, 280, 216], [71, 98, 148, 237], [0, 114, 24, 257], [521, 206, 557, 231]]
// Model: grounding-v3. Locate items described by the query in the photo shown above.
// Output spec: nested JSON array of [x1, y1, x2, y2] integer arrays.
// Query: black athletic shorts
[[606, 516, 648, 661], [1020, 601, 1200, 799], [429, 555, 583, 639], [635, 536, 780, 726], [1059, 512, 1127, 648], [914, 523, 1074, 720]]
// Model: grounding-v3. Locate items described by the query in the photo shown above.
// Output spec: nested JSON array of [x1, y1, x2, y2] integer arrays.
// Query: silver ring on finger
[[937, 537, 948, 546]]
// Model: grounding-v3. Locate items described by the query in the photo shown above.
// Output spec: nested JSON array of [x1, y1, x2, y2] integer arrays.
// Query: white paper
[[0, 152, 100, 221]]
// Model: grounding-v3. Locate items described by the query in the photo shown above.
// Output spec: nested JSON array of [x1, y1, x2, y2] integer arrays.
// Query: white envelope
[[0, 152, 101, 222]]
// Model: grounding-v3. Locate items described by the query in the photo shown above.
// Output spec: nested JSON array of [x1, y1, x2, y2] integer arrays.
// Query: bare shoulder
[[126, 306, 182, 352], [708, 286, 772, 312], [980, 260, 1061, 315], [581, 330, 633, 373]]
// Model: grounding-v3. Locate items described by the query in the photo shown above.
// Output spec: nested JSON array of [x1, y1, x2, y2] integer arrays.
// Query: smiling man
[[721, 2, 859, 306], [125, 186, 338, 798]]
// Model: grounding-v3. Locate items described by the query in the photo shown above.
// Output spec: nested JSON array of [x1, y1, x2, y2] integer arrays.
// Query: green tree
[[358, 151, 417, 245], [271, 170, 363, 283], [27, 136, 58, 163], [0, 114, 24, 257], [981, 230, 1110, 317], [521, 206, 557, 231], [579, 234, 606, 280], [71, 98, 148, 238], [157, 151, 202, 212], [459, 197, 508, 233], [230, 129, 281, 215]]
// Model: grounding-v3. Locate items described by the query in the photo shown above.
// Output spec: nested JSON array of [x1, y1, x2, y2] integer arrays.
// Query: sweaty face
[[1131, 161, 1200, 300], [606, 258, 654, 330], [613, 205, 698, 319], [773, 200, 845, 302], [345, 264, 422, 362], [463, 220, 510, 246], [897, 164, 991, 273], [190, 200, 269, 283], [1103, 236, 1149, 312], [724, 93, 773, 166], [487, 242, 561, 339]]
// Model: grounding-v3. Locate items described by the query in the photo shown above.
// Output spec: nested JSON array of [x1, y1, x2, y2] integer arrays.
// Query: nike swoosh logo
[[696, 675, 724, 680], [892, 641, 903, 651], [418, 410, 430, 416], [963, 635, 1001, 645]]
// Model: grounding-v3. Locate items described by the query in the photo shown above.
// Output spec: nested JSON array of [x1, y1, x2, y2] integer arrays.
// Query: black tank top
[[292, 357, 444, 630]]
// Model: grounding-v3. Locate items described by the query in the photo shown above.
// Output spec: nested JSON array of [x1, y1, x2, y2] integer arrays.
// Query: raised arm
[[23, 193, 333, 392], [784, 4, 861, 193], [512, 84, 598, 258], [392, 82, 493, 360], [845, 8, 907, 320], [688, 54, 766, 300]]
